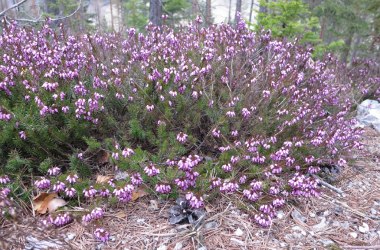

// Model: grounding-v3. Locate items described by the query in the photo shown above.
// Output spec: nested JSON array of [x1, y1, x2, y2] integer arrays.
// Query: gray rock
[[198, 247, 207, 250], [371, 208, 378, 215], [234, 228, 244, 236], [356, 99, 380, 132], [359, 222, 370, 233], [349, 232, 358, 238], [312, 217, 328, 232], [319, 239, 334, 247], [277, 210, 285, 219], [25, 236, 64, 250], [291, 210, 307, 223], [157, 245, 167, 250], [204, 221, 218, 229], [174, 242, 183, 250], [65, 233, 76, 241]]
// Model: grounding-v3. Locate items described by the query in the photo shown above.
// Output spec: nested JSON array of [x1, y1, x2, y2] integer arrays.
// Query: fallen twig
[[312, 174, 344, 195]]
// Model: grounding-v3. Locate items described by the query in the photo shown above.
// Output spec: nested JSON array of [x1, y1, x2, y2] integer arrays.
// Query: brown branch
[[0, 0, 28, 17], [5, 0, 82, 23]]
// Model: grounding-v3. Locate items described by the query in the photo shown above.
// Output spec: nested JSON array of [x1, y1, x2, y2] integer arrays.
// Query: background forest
[[1, 0, 379, 63]]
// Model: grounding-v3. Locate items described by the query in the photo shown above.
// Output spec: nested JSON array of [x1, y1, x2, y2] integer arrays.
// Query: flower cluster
[[0, 18, 377, 228]]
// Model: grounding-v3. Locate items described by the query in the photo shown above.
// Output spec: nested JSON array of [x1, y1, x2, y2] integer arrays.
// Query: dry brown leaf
[[114, 211, 127, 219], [131, 187, 149, 201], [47, 198, 67, 213], [96, 175, 112, 184], [97, 150, 109, 164], [33, 193, 57, 214]]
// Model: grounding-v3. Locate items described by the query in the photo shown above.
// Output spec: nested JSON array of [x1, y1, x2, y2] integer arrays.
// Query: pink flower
[[53, 181, 66, 192], [48, 166, 61, 176], [144, 163, 160, 177], [94, 228, 110, 242], [122, 148, 135, 158], [155, 184, 171, 194], [66, 174, 78, 184], [19, 131, 27, 140], [185, 192, 204, 209], [65, 187, 77, 198], [0, 175, 10, 184], [146, 105, 155, 112], [176, 132, 188, 143], [35, 177, 51, 189]]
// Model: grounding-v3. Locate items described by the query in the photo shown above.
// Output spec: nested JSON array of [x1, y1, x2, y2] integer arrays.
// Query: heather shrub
[[0, 18, 378, 226]]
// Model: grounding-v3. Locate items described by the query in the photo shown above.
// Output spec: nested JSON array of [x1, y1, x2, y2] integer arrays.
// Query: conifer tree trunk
[[205, 0, 211, 26], [149, 0, 162, 26], [249, 0, 254, 23], [235, 0, 242, 24], [192, 0, 199, 16]]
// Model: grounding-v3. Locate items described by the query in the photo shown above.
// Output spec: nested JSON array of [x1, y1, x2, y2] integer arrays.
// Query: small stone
[[349, 232, 358, 238], [157, 245, 167, 250], [204, 221, 218, 229], [291, 210, 307, 223], [359, 222, 370, 233], [137, 218, 145, 223], [66, 233, 76, 241], [312, 217, 328, 231], [319, 239, 334, 247], [198, 247, 207, 250], [371, 208, 377, 215], [332, 221, 341, 227], [292, 226, 307, 236], [234, 228, 244, 236], [309, 212, 316, 218], [96, 243, 104, 250], [277, 210, 285, 219], [280, 242, 287, 247], [110, 236, 116, 242], [230, 238, 245, 246], [174, 242, 183, 250], [150, 200, 159, 210]]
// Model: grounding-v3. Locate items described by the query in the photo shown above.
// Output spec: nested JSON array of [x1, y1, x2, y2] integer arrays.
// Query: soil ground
[[1, 127, 379, 250]]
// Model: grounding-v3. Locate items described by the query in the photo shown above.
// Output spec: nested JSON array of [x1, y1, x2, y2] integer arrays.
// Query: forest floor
[[1, 127, 379, 250]]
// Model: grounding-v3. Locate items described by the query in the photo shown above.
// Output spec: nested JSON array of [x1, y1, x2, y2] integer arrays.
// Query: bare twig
[[312, 174, 344, 195], [3, 0, 82, 23], [0, 0, 28, 17]]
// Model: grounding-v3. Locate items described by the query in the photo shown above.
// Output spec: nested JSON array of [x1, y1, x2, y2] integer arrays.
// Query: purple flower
[[53, 181, 66, 192], [35, 177, 51, 189], [52, 213, 72, 227], [65, 187, 77, 198], [146, 105, 154, 112], [220, 181, 239, 193], [176, 132, 188, 143], [47, 166, 61, 176], [90, 207, 104, 219], [222, 163, 232, 172], [243, 189, 260, 201], [83, 186, 97, 198], [98, 188, 110, 197], [144, 163, 160, 177], [131, 173, 143, 186], [185, 192, 204, 209], [94, 228, 110, 243], [174, 177, 190, 190], [155, 184, 171, 194], [82, 213, 92, 223], [210, 177, 222, 189], [19, 131, 27, 140], [0, 175, 10, 184], [122, 147, 135, 158], [66, 174, 78, 184], [212, 128, 221, 138]]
